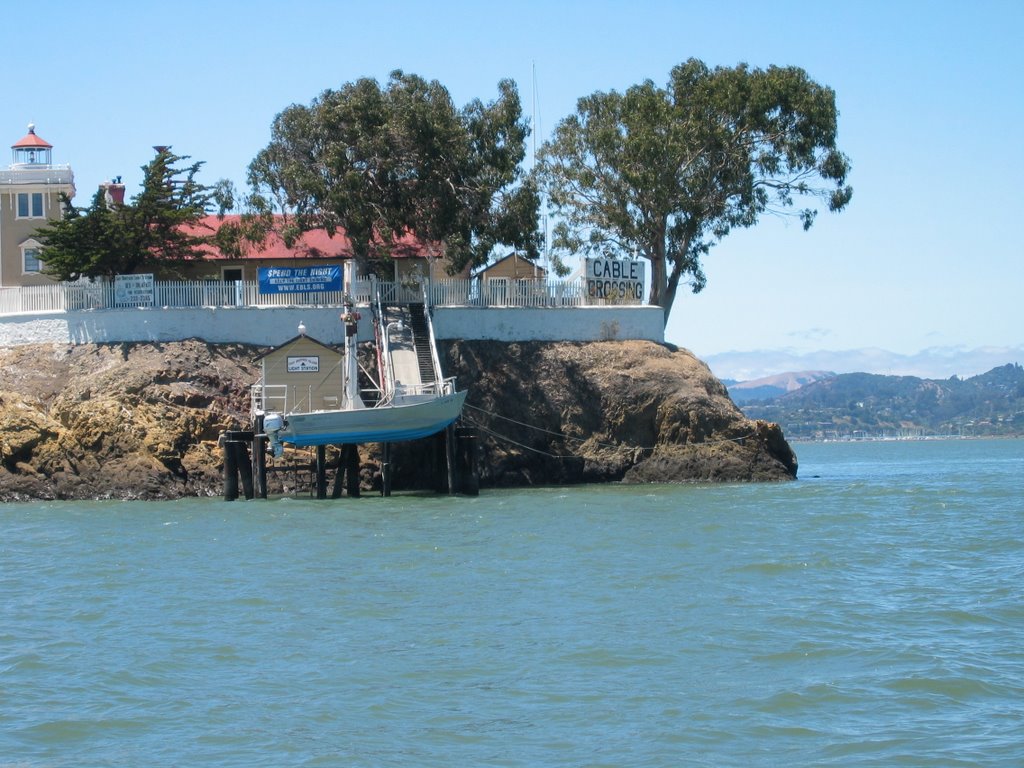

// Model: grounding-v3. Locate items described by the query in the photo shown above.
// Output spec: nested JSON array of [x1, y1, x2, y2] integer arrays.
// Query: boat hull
[[273, 390, 467, 446]]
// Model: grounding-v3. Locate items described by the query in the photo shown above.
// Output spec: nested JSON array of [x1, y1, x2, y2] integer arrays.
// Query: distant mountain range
[[725, 371, 836, 404], [704, 345, 1024, 382], [728, 364, 1024, 439]]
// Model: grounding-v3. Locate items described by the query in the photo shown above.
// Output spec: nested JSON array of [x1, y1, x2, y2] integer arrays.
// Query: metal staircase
[[377, 302, 441, 392], [407, 303, 437, 386]]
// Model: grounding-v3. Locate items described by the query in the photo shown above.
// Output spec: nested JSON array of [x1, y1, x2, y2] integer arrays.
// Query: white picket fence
[[0, 277, 624, 316]]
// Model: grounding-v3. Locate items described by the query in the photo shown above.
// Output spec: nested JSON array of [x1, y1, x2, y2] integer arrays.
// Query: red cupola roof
[[12, 123, 52, 149]]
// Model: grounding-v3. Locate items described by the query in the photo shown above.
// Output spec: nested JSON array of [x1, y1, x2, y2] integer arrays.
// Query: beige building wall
[[1, 124, 75, 288], [393, 256, 461, 283], [155, 258, 340, 282], [478, 254, 547, 281], [163, 256, 458, 284], [0, 186, 70, 287]]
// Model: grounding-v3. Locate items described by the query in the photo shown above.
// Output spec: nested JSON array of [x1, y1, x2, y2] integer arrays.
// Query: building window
[[24, 248, 42, 273], [21, 242, 44, 273], [16, 192, 45, 219]]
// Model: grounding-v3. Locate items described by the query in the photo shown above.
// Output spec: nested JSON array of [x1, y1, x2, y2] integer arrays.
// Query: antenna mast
[[532, 61, 550, 274]]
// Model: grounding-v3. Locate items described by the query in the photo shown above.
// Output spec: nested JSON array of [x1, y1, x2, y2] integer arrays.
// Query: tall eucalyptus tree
[[248, 71, 540, 274], [536, 59, 853, 322]]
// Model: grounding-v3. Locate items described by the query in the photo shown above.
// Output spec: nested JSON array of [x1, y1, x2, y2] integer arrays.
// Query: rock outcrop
[[0, 339, 796, 501], [437, 340, 796, 485], [0, 341, 257, 501]]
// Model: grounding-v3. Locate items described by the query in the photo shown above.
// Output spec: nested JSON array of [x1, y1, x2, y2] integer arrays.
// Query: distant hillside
[[740, 364, 1024, 439], [728, 370, 835, 404], [705, 345, 1024, 382]]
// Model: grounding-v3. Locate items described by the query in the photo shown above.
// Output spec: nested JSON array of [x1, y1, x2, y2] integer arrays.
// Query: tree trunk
[[648, 254, 667, 311], [662, 263, 683, 326], [653, 229, 691, 326], [646, 225, 669, 318]]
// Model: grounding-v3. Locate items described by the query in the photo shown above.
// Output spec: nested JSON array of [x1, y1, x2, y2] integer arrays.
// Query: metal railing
[[251, 382, 292, 418], [1, 276, 638, 315], [421, 284, 445, 390], [0, 166, 74, 185]]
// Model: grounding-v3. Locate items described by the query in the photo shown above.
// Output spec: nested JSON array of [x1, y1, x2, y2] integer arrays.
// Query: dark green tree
[[247, 70, 540, 274], [536, 59, 853, 323], [38, 149, 214, 280]]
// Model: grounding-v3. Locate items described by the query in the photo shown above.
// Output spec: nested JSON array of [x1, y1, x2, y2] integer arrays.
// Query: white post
[[342, 261, 364, 410]]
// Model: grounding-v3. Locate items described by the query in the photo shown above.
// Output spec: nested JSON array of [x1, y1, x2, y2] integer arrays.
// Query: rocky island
[[0, 339, 796, 502]]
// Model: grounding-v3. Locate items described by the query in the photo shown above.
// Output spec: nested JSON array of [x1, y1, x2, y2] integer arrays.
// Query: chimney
[[99, 179, 126, 207]]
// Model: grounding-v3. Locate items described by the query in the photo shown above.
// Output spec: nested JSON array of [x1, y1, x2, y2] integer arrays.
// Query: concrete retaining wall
[[0, 305, 664, 348], [431, 306, 664, 343]]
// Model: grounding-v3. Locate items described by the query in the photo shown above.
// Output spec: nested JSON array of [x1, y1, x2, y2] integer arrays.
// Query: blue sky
[[9, 1, 1022, 378]]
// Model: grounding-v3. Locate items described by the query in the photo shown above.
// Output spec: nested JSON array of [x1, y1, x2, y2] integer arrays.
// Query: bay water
[[2, 439, 1022, 766]]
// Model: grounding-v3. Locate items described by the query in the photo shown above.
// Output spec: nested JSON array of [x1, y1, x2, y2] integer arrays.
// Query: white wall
[[0, 307, 356, 348], [0, 305, 664, 348], [432, 306, 664, 343]]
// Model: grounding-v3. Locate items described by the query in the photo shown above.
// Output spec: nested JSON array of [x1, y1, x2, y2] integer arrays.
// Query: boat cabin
[[253, 333, 344, 415]]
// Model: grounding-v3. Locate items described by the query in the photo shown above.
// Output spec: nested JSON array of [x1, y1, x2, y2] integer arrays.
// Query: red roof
[[185, 215, 438, 261], [12, 125, 52, 149]]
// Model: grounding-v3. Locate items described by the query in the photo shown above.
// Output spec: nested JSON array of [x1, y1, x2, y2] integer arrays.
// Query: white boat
[[264, 388, 466, 448], [253, 264, 467, 454]]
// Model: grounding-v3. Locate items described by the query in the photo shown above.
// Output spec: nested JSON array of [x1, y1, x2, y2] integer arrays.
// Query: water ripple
[[1, 439, 1021, 766]]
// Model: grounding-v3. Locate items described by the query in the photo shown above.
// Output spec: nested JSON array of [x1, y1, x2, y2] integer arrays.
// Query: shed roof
[[253, 333, 342, 362], [472, 252, 547, 278]]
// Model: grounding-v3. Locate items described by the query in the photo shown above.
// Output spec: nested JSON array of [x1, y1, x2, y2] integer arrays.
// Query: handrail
[[373, 279, 397, 406], [1, 276, 630, 316], [422, 281, 445, 389], [0, 166, 74, 184], [251, 382, 289, 417], [251, 381, 322, 416]]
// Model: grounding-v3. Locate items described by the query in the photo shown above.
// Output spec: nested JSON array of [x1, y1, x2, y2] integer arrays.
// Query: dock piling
[[344, 444, 361, 497], [315, 446, 328, 499], [252, 417, 268, 499], [236, 441, 254, 500], [221, 430, 256, 501], [223, 435, 239, 501], [381, 442, 392, 497], [455, 427, 480, 496]]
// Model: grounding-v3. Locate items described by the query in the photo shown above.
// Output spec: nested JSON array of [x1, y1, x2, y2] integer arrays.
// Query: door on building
[[222, 267, 244, 306]]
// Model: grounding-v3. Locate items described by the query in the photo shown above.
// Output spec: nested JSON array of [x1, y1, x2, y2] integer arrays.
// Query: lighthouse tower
[[0, 124, 75, 286]]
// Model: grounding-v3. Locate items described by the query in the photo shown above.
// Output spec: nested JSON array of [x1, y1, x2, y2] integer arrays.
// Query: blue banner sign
[[258, 266, 342, 294]]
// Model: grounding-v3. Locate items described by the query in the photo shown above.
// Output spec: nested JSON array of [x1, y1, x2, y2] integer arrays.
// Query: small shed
[[474, 253, 547, 282], [255, 334, 344, 413]]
